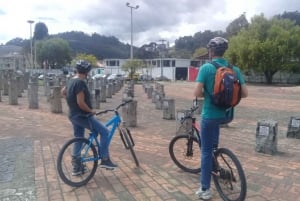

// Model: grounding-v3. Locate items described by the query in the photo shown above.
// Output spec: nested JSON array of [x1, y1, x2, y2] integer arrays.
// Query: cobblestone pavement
[[0, 81, 299, 201]]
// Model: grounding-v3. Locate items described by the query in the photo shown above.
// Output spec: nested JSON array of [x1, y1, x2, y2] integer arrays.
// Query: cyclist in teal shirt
[[194, 37, 248, 200]]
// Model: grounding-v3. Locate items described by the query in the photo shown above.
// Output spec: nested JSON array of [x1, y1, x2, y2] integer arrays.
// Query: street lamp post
[[27, 20, 34, 69], [126, 2, 139, 61]]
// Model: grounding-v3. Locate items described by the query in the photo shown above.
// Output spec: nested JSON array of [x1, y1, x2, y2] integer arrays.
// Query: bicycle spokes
[[213, 148, 247, 201]]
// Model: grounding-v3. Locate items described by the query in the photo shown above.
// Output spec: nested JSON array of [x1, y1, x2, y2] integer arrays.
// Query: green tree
[[226, 13, 249, 36], [73, 53, 98, 67], [192, 47, 207, 59], [226, 14, 300, 84], [34, 22, 49, 40], [36, 38, 72, 69], [121, 59, 143, 79]]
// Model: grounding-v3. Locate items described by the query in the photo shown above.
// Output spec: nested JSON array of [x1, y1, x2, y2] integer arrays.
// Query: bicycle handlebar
[[95, 99, 133, 116]]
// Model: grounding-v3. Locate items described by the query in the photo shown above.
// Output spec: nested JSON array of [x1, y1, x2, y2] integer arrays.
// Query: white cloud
[[0, 0, 299, 47]]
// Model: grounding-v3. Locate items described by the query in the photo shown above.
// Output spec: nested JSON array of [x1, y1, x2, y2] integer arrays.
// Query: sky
[[0, 0, 299, 47]]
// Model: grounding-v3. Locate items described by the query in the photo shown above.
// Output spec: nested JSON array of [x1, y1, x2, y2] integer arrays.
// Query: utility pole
[[158, 39, 167, 77]]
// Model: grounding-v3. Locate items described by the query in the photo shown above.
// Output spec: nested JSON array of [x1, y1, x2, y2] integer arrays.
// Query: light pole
[[126, 2, 139, 61], [27, 20, 34, 69]]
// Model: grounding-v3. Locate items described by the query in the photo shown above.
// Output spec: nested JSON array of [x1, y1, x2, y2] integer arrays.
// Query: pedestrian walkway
[[0, 82, 299, 201]]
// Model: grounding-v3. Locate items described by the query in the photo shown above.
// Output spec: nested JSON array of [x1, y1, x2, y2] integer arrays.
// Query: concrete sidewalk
[[0, 82, 299, 201]]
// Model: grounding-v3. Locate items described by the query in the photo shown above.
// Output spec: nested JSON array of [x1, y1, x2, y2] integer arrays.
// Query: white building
[[103, 58, 200, 81]]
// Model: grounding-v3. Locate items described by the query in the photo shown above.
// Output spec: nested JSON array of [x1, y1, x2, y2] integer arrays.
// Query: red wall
[[188, 66, 199, 81]]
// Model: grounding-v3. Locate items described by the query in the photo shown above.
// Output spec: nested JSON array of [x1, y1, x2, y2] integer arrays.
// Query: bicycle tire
[[57, 137, 98, 187], [120, 127, 139, 167], [212, 148, 247, 201], [169, 134, 201, 174]]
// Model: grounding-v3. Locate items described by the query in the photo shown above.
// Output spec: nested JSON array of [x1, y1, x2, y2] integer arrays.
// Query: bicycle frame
[[81, 112, 122, 162]]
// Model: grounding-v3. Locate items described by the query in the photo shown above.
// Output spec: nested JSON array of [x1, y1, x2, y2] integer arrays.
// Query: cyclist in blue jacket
[[194, 37, 248, 200], [61, 60, 117, 176]]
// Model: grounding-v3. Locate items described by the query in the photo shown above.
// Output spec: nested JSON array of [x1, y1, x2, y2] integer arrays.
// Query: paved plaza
[[0, 81, 299, 201]]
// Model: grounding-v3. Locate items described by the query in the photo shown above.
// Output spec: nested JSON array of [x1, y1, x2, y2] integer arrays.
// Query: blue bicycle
[[57, 100, 139, 187]]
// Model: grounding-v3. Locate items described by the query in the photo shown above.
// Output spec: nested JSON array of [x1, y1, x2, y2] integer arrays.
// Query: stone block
[[255, 120, 278, 155], [286, 116, 300, 139]]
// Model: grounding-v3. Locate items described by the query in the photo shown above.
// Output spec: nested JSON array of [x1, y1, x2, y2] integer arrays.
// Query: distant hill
[[51, 31, 132, 59], [6, 31, 133, 59]]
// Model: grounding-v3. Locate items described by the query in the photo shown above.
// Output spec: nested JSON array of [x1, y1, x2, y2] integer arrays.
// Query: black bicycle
[[57, 100, 139, 187], [169, 105, 247, 201]]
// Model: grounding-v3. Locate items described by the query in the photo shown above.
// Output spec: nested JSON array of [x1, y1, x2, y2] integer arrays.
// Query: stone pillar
[[49, 86, 62, 113], [28, 76, 39, 109], [255, 120, 278, 155], [147, 86, 153, 99], [162, 98, 175, 120], [16, 76, 22, 97], [286, 116, 300, 139], [155, 93, 163, 110], [122, 98, 137, 127], [112, 82, 116, 95], [100, 85, 106, 102], [151, 90, 157, 103], [176, 109, 192, 135], [8, 76, 18, 105], [94, 89, 100, 109], [3, 74, 9, 96], [106, 84, 113, 98]]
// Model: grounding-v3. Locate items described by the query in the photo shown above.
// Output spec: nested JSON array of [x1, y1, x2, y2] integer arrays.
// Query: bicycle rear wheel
[[57, 138, 98, 187], [212, 148, 247, 201], [119, 127, 139, 167], [169, 134, 201, 173]]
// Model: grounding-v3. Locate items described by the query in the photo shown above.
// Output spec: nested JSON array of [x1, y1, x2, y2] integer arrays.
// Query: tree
[[73, 53, 98, 67], [121, 59, 143, 79], [192, 47, 207, 59], [226, 14, 300, 84], [36, 38, 72, 69], [34, 22, 49, 40], [226, 13, 249, 37]]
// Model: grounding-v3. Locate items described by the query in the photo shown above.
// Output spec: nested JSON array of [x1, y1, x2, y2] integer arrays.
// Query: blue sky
[[0, 0, 299, 47]]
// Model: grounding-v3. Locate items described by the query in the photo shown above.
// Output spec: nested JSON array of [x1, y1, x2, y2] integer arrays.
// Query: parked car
[[154, 75, 170, 81]]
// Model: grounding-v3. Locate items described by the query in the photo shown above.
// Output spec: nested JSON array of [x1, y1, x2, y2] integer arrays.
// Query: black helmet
[[207, 37, 228, 52], [75, 60, 91, 74]]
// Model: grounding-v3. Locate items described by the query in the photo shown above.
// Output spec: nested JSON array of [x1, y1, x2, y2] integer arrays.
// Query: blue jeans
[[200, 117, 225, 190], [69, 114, 110, 159]]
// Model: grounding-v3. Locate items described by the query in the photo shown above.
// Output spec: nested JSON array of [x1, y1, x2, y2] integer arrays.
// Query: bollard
[[255, 120, 278, 155], [162, 98, 175, 120], [286, 116, 300, 139], [28, 76, 39, 109], [94, 89, 100, 109], [8, 77, 18, 105], [176, 109, 192, 135], [100, 85, 106, 102], [49, 86, 62, 113], [155, 93, 163, 110], [106, 83, 113, 98], [147, 86, 153, 99], [121, 98, 137, 127]]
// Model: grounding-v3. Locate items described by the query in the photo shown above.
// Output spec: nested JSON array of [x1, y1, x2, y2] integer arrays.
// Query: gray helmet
[[207, 37, 228, 52], [75, 60, 91, 74]]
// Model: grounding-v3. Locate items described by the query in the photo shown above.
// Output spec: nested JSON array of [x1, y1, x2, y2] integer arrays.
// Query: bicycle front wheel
[[57, 138, 98, 187], [169, 134, 201, 174], [212, 148, 247, 201], [119, 127, 139, 167]]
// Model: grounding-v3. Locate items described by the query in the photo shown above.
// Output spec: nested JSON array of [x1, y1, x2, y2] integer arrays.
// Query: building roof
[[0, 45, 23, 58]]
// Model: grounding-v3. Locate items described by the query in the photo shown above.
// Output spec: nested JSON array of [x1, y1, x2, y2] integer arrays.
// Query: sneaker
[[100, 158, 118, 170], [195, 187, 212, 200], [72, 164, 88, 176]]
